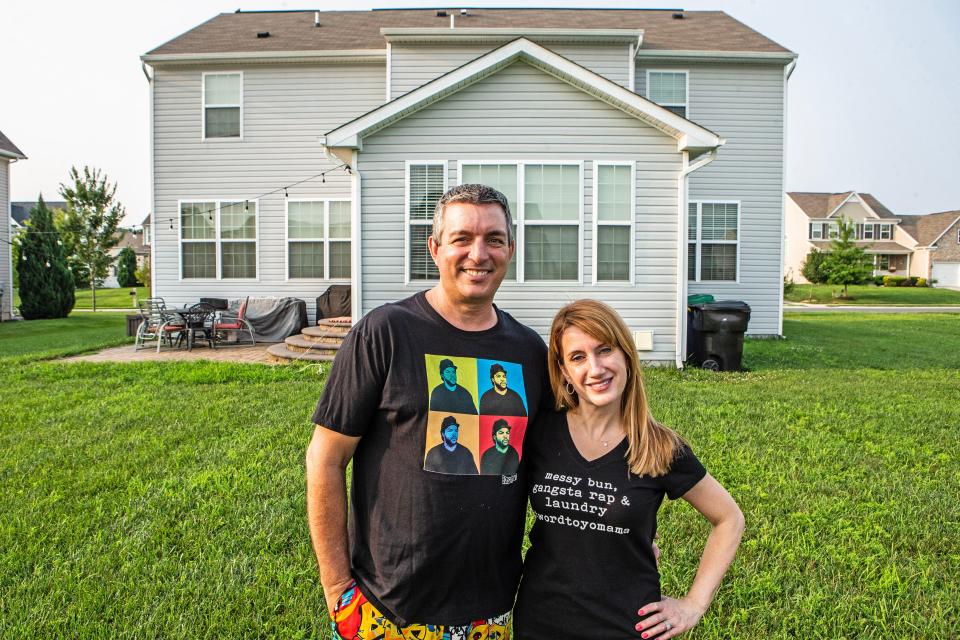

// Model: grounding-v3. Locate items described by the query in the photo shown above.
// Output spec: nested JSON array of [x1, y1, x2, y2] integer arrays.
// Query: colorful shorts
[[330, 581, 511, 640]]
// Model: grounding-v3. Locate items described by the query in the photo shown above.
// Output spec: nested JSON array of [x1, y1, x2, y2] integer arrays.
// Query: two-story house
[[142, 8, 797, 366], [785, 191, 960, 286], [1, 130, 27, 321]]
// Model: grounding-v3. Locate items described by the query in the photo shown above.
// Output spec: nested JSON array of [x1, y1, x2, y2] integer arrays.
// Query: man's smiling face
[[428, 202, 513, 308]]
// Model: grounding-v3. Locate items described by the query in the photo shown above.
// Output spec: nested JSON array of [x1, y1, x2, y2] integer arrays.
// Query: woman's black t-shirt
[[514, 410, 706, 639]]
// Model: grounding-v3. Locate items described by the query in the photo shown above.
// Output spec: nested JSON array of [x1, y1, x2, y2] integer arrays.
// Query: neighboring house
[[898, 210, 960, 287], [785, 191, 960, 286], [1, 130, 27, 321], [142, 8, 797, 366], [10, 200, 69, 230], [103, 228, 151, 288]]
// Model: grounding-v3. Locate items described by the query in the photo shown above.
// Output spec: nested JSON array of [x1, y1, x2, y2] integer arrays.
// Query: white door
[[931, 262, 960, 286]]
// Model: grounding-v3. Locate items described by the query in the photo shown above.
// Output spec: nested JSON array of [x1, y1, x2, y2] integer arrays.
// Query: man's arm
[[305, 424, 361, 615]]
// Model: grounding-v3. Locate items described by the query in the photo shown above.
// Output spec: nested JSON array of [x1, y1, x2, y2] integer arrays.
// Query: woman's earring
[[565, 382, 575, 395]]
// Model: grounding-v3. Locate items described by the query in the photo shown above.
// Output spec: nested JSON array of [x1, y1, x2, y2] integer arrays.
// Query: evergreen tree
[[59, 166, 124, 311], [116, 246, 139, 287], [16, 196, 75, 319], [823, 217, 874, 298]]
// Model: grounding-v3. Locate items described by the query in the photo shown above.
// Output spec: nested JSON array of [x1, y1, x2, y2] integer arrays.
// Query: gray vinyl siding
[[390, 43, 631, 98], [361, 61, 681, 362], [1, 160, 10, 320], [151, 62, 385, 320], [637, 61, 786, 335]]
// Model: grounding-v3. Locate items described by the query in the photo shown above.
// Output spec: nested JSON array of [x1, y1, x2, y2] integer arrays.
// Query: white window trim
[[177, 198, 259, 281], [592, 161, 636, 285], [201, 71, 243, 141], [809, 222, 824, 240], [863, 223, 875, 240], [404, 160, 448, 286], [688, 200, 740, 284], [456, 160, 583, 284], [284, 198, 353, 282], [646, 69, 689, 118], [879, 223, 893, 240]]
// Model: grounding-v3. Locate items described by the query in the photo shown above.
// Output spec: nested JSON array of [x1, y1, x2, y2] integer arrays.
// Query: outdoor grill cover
[[229, 297, 307, 342]]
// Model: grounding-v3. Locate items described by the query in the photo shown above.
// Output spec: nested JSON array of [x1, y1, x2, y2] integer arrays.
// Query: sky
[[2, 0, 958, 226]]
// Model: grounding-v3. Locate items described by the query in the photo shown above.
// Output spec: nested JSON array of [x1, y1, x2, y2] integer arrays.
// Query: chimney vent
[[256, 31, 270, 38], [672, 12, 684, 19], [315, 11, 320, 27]]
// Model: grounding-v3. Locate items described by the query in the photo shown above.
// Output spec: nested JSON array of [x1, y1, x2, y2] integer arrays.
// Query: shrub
[[916, 278, 928, 287], [783, 270, 796, 295], [900, 277, 915, 287], [884, 276, 909, 287], [873, 275, 886, 286], [801, 250, 828, 284], [116, 247, 139, 288]]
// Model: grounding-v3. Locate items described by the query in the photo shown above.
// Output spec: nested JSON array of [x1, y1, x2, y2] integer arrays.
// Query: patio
[[63, 343, 277, 364]]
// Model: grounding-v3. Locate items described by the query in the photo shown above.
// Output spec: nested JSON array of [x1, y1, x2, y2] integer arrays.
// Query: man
[[480, 418, 520, 476], [429, 358, 478, 414], [424, 415, 479, 475], [306, 184, 548, 639], [479, 363, 527, 416]]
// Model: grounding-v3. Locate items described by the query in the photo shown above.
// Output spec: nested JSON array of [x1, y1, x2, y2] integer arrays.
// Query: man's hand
[[323, 577, 356, 618], [635, 596, 705, 639]]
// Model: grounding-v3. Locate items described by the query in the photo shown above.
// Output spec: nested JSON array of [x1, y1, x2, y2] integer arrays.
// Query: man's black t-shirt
[[479, 387, 527, 416], [312, 292, 548, 627], [514, 410, 706, 639]]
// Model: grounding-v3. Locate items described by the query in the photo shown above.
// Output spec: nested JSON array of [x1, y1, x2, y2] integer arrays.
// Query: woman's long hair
[[548, 299, 683, 477]]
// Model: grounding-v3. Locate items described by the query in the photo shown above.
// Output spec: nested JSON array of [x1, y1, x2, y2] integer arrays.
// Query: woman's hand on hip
[[635, 596, 705, 639]]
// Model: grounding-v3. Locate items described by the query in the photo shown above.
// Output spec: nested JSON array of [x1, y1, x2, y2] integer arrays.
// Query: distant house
[[103, 228, 151, 288], [1, 130, 27, 321], [10, 200, 69, 230], [143, 8, 799, 366], [785, 191, 960, 286]]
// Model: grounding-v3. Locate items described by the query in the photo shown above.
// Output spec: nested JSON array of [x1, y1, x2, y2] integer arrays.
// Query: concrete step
[[284, 334, 340, 355], [266, 343, 337, 364], [315, 317, 352, 335], [301, 326, 349, 342]]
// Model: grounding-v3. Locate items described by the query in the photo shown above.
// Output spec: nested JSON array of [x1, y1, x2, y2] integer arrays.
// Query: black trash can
[[688, 301, 751, 371], [686, 294, 715, 362], [125, 314, 146, 337]]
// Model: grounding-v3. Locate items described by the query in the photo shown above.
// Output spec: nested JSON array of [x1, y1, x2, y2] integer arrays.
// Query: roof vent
[[460, 8, 468, 15], [672, 12, 684, 19], [436, 10, 448, 17], [314, 11, 320, 27], [256, 31, 270, 38]]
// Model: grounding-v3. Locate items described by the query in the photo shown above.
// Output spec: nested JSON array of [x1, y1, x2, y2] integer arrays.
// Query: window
[[203, 72, 241, 139], [827, 223, 840, 240], [594, 163, 634, 282], [688, 201, 739, 282], [407, 162, 447, 280], [863, 223, 874, 240], [452, 161, 582, 282], [879, 224, 892, 240], [809, 223, 824, 240], [876, 255, 890, 270], [180, 200, 257, 279], [646, 71, 688, 118], [287, 200, 351, 279]]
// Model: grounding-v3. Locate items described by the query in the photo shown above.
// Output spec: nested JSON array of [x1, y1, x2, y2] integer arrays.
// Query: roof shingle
[[146, 9, 793, 57], [788, 192, 898, 220], [898, 211, 960, 246], [0, 129, 26, 159]]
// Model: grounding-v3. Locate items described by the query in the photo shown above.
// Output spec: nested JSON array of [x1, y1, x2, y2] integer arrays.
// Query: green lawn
[[13, 286, 150, 310], [785, 283, 960, 305], [1, 314, 958, 638], [0, 313, 131, 365]]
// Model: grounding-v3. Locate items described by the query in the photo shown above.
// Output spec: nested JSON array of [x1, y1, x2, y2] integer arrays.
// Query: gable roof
[[788, 191, 898, 220], [11, 200, 69, 226], [898, 211, 960, 246], [145, 9, 793, 58], [0, 130, 26, 160], [324, 38, 723, 154]]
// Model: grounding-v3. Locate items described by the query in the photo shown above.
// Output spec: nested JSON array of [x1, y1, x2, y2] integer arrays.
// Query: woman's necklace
[[570, 413, 621, 447]]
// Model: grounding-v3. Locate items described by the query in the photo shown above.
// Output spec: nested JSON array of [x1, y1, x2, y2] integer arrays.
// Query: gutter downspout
[[142, 61, 156, 296], [675, 149, 718, 369], [322, 143, 362, 323]]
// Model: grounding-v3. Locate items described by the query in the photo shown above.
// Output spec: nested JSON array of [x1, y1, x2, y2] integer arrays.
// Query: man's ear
[[428, 234, 440, 263]]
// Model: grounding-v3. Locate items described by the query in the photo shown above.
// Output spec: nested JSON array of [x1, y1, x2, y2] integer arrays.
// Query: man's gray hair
[[431, 184, 514, 245]]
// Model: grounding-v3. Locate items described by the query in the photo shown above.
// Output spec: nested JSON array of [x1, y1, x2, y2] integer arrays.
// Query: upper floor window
[[647, 71, 688, 118], [203, 72, 242, 139], [180, 200, 257, 279], [879, 224, 892, 240], [808, 222, 839, 240], [688, 201, 739, 282]]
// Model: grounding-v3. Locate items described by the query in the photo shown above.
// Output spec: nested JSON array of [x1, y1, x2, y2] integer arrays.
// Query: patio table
[[163, 307, 217, 351]]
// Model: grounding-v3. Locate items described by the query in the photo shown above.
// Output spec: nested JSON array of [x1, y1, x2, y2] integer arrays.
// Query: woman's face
[[559, 326, 629, 411]]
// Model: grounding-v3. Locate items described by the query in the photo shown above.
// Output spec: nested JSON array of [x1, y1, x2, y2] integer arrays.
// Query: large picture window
[[180, 200, 257, 279], [646, 70, 688, 118], [688, 201, 739, 282], [455, 161, 582, 282], [593, 162, 634, 282], [203, 72, 241, 139], [286, 200, 351, 279]]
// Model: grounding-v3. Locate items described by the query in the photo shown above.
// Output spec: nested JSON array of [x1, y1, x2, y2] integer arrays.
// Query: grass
[[0, 313, 131, 365], [785, 283, 960, 305], [12, 286, 150, 310], [1, 314, 958, 638]]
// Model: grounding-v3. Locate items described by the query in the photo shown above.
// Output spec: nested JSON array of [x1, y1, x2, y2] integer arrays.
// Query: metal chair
[[175, 302, 217, 351], [136, 298, 181, 350], [213, 296, 256, 346]]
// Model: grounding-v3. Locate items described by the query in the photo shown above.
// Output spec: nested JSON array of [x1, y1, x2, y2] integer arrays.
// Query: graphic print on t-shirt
[[424, 354, 529, 476]]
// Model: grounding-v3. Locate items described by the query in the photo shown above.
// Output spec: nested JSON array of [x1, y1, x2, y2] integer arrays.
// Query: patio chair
[[136, 298, 181, 351], [213, 297, 256, 346], [175, 302, 217, 351]]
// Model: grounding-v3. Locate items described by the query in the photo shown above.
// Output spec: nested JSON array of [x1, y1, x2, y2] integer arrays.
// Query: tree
[[116, 247, 139, 287], [59, 166, 125, 311], [135, 258, 151, 295], [822, 216, 874, 298], [52, 208, 91, 288], [16, 196, 75, 319], [801, 249, 828, 284]]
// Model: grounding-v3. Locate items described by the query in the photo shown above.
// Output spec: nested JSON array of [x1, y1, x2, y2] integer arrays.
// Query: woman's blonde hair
[[548, 299, 683, 477]]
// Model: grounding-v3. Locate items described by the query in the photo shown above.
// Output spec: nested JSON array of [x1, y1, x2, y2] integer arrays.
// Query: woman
[[514, 300, 745, 639]]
